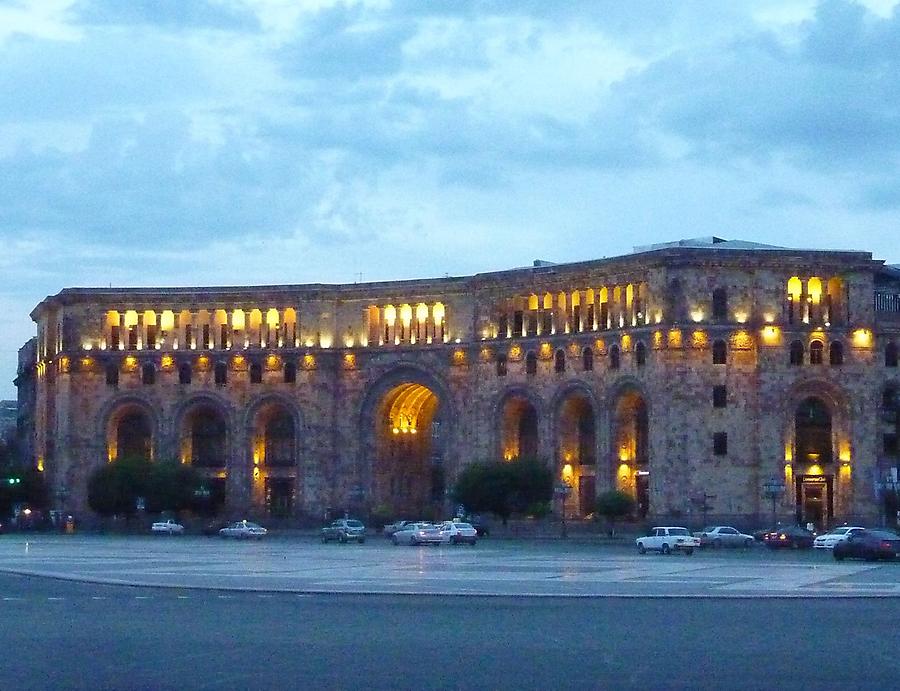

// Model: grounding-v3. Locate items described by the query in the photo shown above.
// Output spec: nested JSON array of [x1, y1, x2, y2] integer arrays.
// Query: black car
[[763, 525, 815, 549], [833, 529, 900, 562]]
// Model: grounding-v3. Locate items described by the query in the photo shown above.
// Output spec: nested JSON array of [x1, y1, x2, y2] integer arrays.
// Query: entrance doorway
[[266, 477, 295, 518], [578, 475, 595, 516], [636, 473, 650, 519], [795, 475, 832, 529]]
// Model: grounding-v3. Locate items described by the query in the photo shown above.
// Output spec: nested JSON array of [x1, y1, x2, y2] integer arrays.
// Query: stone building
[[18, 237, 900, 527]]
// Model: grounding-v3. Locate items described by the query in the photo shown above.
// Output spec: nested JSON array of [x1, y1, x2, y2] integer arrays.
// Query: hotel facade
[[19, 238, 900, 527]]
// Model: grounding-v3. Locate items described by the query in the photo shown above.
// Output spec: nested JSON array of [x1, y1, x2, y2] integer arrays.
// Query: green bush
[[592, 490, 636, 535], [87, 456, 204, 517], [453, 458, 553, 525]]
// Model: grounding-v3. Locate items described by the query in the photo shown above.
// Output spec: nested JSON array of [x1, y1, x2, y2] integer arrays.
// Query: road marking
[[177, 595, 190, 599], [134, 596, 151, 600], [47, 597, 64, 601], [92, 596, 106, 600], [217, 595, 233, 599], [2, 597, 24, 601]]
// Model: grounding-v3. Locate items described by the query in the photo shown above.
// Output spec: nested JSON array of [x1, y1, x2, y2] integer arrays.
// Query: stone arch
[[782, 380, 850, 472], [173, 393, 233, 469], [245, 394, 305, 518], [551, 382, 601, 518], [100, 395, 158, 463], [606, 379, 650, 518], [495, 386, 544, 463], [358, 364, 455, 516]]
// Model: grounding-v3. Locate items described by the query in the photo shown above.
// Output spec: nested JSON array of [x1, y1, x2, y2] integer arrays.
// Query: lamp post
[[555, 482, 572, 539], [763, 477, 786, 528]]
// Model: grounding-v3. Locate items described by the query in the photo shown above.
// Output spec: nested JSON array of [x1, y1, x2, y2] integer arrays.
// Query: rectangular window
[[513, 311, 524, 336], [599, 303, 609, 329], [713, 385, 727, 408], [146, 325, 158, 349], [202, 324, 211, 350], [526, 313, 538, 336], [572, 305, 582, 332], [713, 432, 728, 456], [885, 433, 898, 457], [110, 325, 121, 350], [541, 312, 552, 334], [498, 314, 508, 338]]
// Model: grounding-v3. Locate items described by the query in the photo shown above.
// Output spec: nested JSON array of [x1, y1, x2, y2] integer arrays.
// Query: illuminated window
[[160, 310, 175, 331], [525, 351, 537, 376], [609, 344, 620, 370], [284, 361, 297, 384], [496, 353, 507, 377], [809, 340, 824, 365], [713, 432, 728, 456], [214, 362, 227, 385], [713, 385, 727, 408], [141, 363, 155, 385], [789, 340, 804, 366], [554, 349, 565, 373], [106, 363, 119, 387], [179, 363, 192, 385], [787, 277, 802, 324], [829, 341, 844, 366], [635, 341, 647, 367], [712, 339, 727, 365], [582, 347, 593, 371]]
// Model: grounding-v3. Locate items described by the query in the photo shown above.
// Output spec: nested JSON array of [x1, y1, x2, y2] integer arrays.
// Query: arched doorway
[[794, 397, 834, 527], [557, 391, 597, 517], [105, 403, 154, 462], [500, 394, 539, 461], [611, 389, 649, 518], [372, 382, 443, 517], [179, 402, 228, 513], [249, 401, 298, 518]]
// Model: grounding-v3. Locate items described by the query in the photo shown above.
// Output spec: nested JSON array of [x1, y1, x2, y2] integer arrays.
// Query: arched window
[[609, 344, 620, 370], [582, 347, 593, 371], [525, 351, 537, 376], [284, 361, 297, 384], [635, 341, 647, 367], [141, 363, 155, 385], [712, 288, 728, 321], [265, 412, 295, 467], [106, 363, 119, 387], [829, 341, 844, 366], [887, 342, 899, 368], [250, 361, 262, 384], [496, 353, 507, 377], [796, 397, 832, 463], [178, 363, 192, 385], [789, 340, 804, 366], [712, 340, 727, 365], [214, 361, 228, 385], [554, 349, 565, 373], [809, 340, 824, 365]]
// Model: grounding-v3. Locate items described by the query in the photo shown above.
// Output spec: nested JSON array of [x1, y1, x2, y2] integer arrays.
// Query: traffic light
[[6, 478, 21, 485]]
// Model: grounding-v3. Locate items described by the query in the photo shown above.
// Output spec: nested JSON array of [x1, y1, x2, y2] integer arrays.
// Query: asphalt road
[[2, 573, 899, 691]]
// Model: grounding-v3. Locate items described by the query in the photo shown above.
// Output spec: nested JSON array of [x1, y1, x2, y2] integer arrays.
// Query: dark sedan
[[833, 530, 900, 562], [762, 525, 815, 550]]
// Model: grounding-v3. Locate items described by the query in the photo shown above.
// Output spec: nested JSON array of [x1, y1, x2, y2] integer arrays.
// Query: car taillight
[[882, 542, 892, 549]]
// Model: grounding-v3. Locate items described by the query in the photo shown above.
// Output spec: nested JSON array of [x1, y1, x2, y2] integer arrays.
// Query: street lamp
[[763, 477, 786, 528]]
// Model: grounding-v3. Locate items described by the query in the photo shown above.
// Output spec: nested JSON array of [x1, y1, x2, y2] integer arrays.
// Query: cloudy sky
[[2, 0, 900, 398]]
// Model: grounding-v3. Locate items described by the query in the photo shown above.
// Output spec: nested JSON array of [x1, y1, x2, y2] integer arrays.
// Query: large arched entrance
[[372, 382, 444, 517], [249, 401, 299, 518], [500, 394, 539, 461], [105, 403, 154, 462], [556, 391, 597, 517], [179, 402, 228, 513], [611, 389, 649, 518], [794, 397, 833, 527]]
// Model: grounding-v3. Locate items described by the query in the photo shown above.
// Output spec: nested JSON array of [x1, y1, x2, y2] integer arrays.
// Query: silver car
[[693, 526, 754, 548], [391, 522, 446, 545], [219, 520, 268, 539]]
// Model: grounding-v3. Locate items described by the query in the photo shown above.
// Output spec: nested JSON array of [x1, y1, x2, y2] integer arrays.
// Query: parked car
[[636, 527, 700, 555], [218, 520, 267, 539], [150, 519, 184, 535], [693, 526, 754, 548], [833, 530, 900, 562], [382, 520, 415, 536], [321, 519, 367, 544], [439, 521, 478, 545], [762, 525, 814, 550], [813, 526, 865, 549], [392, 522, 446, 546]]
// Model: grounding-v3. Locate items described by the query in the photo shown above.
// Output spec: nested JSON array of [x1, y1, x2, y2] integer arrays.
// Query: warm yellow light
[[734, 311, 748, 324], [160, 310, 175, 331], [808, 464, 823, 476], [161, 354, 174, 370], [384, 304, 396, 326], [539, 342, 552, 359], [852, 329, 872, 347], [253, 467, 260, 480], [82, 341, 93, 351], [690, 308, 704, 323], [452, 349, 466, 364], [392, 428, 400, 435], [839, 463, 852, 481], [124, 310, 139, 327], [655, 311, 663, 324], [319, 333, 332, 348], [503, 450, 515, 461], [344, 335, 355, 348], [785, 463, 793, 484], [37, 457, 44, 472], [785, 444, 793, 462], [762, 326, 780, 344], [667, 329, 682, 349], [509, 345, 522, 360], [839, 446, 851, 462], [808, 277, 822, 304], [400, 304, 413, 327], [343, 352, 356, 369], [123, 356, 138, 371], [302, 354, 316, 369], [80, 357, 93, 369], [562, 464, 574, 481], [433, 302, 445, 325], [617, 463, 631, 477], [691, 330, 708, 348]]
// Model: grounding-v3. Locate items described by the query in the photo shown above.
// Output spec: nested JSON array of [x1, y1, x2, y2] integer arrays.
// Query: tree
[[87, 457, 204, 517], [592, 490, 636, 536], [452, 458, 553, 525]]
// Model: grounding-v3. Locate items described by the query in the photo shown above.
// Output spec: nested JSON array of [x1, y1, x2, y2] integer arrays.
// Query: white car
[[636, 527, 700, 555], [392, 522, 445, 545], [813, 526, 865, 549], [438, 521, 478, 545], [693, 526, 755, 549], [219, 520, 267, 539], [151, 519, 184, 535]]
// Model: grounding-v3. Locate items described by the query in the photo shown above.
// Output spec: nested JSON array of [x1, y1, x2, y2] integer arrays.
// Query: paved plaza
[[1, 535, 898, 597]]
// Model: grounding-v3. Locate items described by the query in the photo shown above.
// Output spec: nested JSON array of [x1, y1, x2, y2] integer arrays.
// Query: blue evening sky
[[2, 0, 899, 398]]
